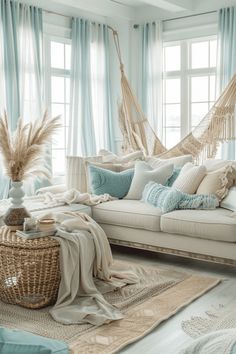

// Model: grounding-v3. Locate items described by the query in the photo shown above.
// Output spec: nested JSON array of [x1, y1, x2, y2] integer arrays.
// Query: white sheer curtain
[[134, 22, 163, 134], [68, 18, 115, 157], [0, 1, 44, 198], [217, 7, 236, 160], [90, 23, 115, 153]]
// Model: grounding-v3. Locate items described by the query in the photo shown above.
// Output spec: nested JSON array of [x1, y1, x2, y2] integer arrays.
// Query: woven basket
[[0, 226, 60, 309]]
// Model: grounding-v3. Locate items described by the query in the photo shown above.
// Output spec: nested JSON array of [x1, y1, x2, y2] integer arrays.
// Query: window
[[163, 37, 217, 149], [49, 39, 71, 177]]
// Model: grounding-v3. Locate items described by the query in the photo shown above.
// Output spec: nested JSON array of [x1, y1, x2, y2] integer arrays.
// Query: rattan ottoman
[[0, 226, 60, 309]]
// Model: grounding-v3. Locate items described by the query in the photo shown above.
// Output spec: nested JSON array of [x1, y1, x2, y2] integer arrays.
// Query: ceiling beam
[[142, 0, 193, 12]]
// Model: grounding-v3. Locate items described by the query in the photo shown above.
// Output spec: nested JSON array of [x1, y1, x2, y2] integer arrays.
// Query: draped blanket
[[38, 211, 138, 326]]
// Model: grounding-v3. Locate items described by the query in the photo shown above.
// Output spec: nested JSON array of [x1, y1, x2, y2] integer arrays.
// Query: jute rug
[[0, 260, 220, 354]]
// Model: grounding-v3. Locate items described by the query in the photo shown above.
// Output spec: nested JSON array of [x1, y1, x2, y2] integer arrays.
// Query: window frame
[[44, 34, 71, 181], [162, 35, 217, 148]]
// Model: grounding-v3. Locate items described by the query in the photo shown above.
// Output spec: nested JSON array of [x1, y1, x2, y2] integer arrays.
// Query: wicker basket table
[[0, 226, 60, 309]]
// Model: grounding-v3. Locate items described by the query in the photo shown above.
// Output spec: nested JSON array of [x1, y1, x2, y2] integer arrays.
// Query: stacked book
[[16, 229, 57, 240]]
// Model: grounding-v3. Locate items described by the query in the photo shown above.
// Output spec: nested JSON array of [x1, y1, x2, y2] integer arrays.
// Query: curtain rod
[[133, 10, 217, 28], [44, 9, 117, 32]]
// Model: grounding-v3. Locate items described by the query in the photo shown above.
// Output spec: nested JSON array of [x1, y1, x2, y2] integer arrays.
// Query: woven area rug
[[0, 260, 220, 354]]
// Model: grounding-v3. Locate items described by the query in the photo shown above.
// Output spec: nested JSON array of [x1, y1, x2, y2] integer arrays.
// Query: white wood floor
[[111, 245, 236, 354]]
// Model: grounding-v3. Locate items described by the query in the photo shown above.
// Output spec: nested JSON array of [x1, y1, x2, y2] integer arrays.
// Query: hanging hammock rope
[[108, 26, 236, 160]]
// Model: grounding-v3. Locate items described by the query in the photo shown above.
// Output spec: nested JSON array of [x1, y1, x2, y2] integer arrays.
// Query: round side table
[[0, 226, 60, 309]]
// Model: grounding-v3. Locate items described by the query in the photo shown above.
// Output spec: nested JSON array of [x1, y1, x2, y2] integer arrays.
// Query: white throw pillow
[[203, 158, 236, 172], [99, 149, 144, 163], [220, 186, 236, 211], [172, 162, 206, 194], [125, 161, 174, 200], [146, 154, 193, 169]]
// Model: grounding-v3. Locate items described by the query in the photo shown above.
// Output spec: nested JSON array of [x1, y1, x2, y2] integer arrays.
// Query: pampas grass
[[0, 111, 61, 181]]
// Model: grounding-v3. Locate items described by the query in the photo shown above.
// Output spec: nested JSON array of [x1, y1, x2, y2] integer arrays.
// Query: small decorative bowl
[[38, 218, 57, 232]]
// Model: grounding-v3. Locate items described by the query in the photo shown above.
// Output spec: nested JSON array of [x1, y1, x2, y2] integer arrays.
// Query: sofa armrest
[[36, 184, 67, 195]]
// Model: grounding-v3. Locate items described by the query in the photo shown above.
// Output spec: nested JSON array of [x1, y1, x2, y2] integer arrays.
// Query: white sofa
[[58, 156, 236, 267], [91, 199, 236, 266]]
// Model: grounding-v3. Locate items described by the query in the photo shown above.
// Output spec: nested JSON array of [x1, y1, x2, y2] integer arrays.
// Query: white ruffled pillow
[[196, 164, 235, 201], [172, 162, 206, 194]]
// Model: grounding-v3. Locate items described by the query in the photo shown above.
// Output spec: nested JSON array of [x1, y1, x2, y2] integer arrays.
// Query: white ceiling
[[110, 0, 193, 12], [23, 0, 236, 21]]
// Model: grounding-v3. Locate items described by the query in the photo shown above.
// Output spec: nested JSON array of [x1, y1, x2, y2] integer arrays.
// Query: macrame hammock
[[110, 28, 236, 160]]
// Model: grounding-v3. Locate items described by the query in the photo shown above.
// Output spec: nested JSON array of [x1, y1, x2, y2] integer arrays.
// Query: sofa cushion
[[161, 208, 236, 242], [92, 200, 162, 232]]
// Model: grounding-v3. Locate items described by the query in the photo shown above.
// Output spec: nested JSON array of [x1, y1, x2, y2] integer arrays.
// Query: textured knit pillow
[[143, 182, 219, 212], [196, 164, 235, 200], [88, 165, 134, 198], [142, 182, 183, 213], [172, 162, 206, 194], [125, 161, 174, 200]]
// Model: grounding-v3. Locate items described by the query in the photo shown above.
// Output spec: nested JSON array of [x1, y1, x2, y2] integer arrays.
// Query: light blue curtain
[[136, 22, 162, 133], [0, 0, 44, 198], [68, 18, 115, 156], [217, 7, 236, 160]]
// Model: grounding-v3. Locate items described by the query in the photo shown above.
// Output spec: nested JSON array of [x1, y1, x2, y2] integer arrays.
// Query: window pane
[[165, 104, 180, 126], [210, 40, 217, 67], [191, 102, 208, 126], [191, 76, 208, 102], [52, 149, 65, 175], [165, 79, 180, 103], [66, 78, 70, 104], [51, 42, 64, 69], [51, 76, 64, 102], [65, 104, 70, 126], [210, 75, 216, 101], [52, 126, 65, 149], [65, 44, 71, 70], [165, 128, 180, 149], [51, 103, 64, 123], [191, 42, 209, 69], [164, 46, 180, 71]]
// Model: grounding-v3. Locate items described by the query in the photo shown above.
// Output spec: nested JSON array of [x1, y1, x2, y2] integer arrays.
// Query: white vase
[[4, 181, 31, 231]]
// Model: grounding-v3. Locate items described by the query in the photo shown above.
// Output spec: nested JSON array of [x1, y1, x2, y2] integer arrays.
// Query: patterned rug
[[0, 260, 220, 354]]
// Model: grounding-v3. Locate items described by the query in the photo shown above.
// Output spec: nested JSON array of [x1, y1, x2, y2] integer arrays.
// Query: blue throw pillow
[[142, 182, 183, 213], [88, 165, 134, 199], [165, 167, 182, 187], [0, 327, 69, 354]]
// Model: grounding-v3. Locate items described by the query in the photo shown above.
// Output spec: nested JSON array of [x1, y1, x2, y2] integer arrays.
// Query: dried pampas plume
[[0, 111, 61, 181]]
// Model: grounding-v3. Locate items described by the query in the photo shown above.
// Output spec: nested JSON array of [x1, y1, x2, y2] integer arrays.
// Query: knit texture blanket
[[142, 182, 219, 213]]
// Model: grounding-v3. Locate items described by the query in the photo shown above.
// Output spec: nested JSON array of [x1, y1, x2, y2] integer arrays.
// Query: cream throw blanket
[[42, 188, 115, 206], [39, 211, 138, 326]]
